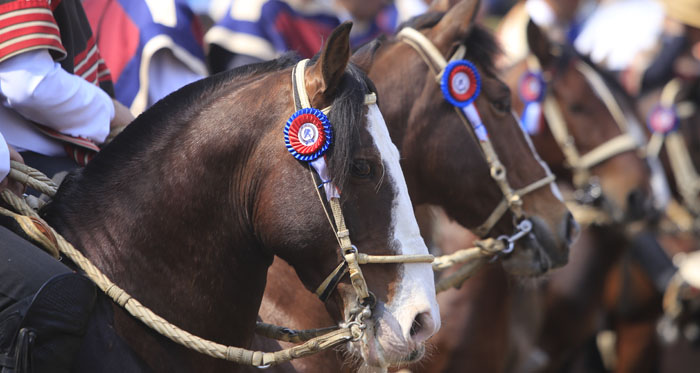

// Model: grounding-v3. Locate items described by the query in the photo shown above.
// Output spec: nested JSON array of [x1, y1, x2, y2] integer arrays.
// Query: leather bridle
[[524, 54, 642, 189], [288, 59, 435, 337], [397, 27, 555, 245]]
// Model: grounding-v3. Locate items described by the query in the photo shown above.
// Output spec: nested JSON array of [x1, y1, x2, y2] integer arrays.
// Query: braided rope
[[259, 239, 506, 344], [1, 165, 357, 367], [255, 322, 340, 343], [9, 160, 58, 197], [2, 163, 510, 352]]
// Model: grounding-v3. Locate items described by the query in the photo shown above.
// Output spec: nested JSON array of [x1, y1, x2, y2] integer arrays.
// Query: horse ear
[[429, 0, 480, 51], [526, 19, 554, 67], [428, 0, 467, 12], [351, 39, 382, 74], [428, 0, 453, 12], [306, 21, 352, 107]]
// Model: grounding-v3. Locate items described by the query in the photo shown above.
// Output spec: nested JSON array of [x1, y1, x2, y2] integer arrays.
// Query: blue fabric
[[112, 0, 205, 108]]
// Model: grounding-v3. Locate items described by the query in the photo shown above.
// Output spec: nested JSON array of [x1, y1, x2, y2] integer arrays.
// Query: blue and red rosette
[[284, 108, 333, 162], [440, 60, 481, 108]]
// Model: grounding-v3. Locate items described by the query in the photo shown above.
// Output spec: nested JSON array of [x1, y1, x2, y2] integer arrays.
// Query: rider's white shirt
[[0, 132, 8, 181], [0, 49, 115, 180], [574, 0, 665, 71]]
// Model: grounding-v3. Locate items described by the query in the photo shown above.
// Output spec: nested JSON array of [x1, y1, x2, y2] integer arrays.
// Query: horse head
[[354, 0, 576, 276], [502, 19, 656, 224], [43, 22, 438, 371], [252, 23, 440, 368]]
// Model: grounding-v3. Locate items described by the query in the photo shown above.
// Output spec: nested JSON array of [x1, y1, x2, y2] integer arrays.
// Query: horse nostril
[[564, 212, 580, 245], [627, 188, 648, 218], [410, 316, 420, 337], [409, 311, 435, 344]]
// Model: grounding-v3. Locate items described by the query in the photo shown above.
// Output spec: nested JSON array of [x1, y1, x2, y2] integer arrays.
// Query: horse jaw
[[348, 104, 440, 368]]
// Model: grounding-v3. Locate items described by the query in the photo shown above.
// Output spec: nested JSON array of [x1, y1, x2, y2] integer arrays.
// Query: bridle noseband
[[397, 27, 555, 245], [288, 59, 434, 339]]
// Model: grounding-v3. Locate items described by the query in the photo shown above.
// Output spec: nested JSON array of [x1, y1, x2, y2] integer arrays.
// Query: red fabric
[[83, 0, 139, 81], [0, 0, 51, 12], [275, 12, 333, 59], [0, 25, 60, 45], [72, 36, 95, 67], [0, 1, 66, 61], [74, 46, 98, 76], [0, 12, 56, 29], [0, 37, 64, 60], [97, 60, 110, 82], [191, 15, 204, 48]]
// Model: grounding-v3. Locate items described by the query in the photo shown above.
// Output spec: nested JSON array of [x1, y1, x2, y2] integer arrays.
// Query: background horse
[[593, 64, 700, 373], [246, 0, 577, 371], [496, 18, 659, 373], [40, 23, 439, 372]]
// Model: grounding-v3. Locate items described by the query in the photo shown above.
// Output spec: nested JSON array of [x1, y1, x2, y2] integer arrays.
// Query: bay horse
[[496, 18, 661, 373], [378, 4, 661, 372], [593, 64, 700, 373], [38, 23, 440, 372], [245, 0, 577, 371]]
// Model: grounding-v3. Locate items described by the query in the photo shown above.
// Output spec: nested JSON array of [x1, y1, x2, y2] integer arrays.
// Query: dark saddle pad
[[0, 273, 96, 373]]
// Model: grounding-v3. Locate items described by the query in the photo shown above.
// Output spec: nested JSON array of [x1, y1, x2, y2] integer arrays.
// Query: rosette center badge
[[284, 108, 333, 162]]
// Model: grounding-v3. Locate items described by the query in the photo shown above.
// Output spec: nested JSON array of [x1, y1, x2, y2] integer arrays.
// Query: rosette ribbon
[[440, 60, 488, 142]]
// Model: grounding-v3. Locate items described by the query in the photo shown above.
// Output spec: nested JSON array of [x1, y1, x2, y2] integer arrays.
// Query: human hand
[[0, 146, 25, 197], [106, 98, 135, 144]]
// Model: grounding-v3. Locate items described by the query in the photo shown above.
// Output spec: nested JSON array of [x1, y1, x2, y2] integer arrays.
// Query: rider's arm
[[0, 135, 23, 197], [0, 49, 114, 144]]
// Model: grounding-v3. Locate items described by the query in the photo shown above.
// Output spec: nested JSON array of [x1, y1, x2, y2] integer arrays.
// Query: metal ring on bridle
[[496, 235, 515, 254]]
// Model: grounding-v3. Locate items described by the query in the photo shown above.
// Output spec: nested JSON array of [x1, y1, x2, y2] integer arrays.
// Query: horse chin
[[501, 215, 572, 277], [501, 234, 564, 277], [500, 247, 550, 277], [347, 317, 427, 369]]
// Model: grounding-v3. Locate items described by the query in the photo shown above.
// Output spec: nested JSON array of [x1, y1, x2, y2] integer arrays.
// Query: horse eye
[[351, 159, 373, 178], [492, 96, 511, 113], [569, 102, 586, 113]]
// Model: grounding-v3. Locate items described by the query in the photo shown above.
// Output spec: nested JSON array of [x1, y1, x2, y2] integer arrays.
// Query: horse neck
[[43, 113, 272, 348]]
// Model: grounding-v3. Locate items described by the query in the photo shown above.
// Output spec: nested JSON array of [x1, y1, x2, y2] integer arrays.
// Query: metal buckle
[[574, 177, 604, 206], [344, 305, 371, 342], [495, 219, 533, 257]]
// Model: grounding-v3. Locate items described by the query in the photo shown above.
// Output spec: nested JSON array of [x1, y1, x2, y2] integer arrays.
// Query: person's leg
[[0, 225, 71, 312]]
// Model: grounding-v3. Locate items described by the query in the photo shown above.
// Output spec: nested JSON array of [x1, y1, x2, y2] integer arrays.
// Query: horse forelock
[[320, 61, 377, 193]]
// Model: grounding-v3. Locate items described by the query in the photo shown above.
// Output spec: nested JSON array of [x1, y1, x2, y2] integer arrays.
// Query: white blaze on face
[[365, 104, 440, 346]]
